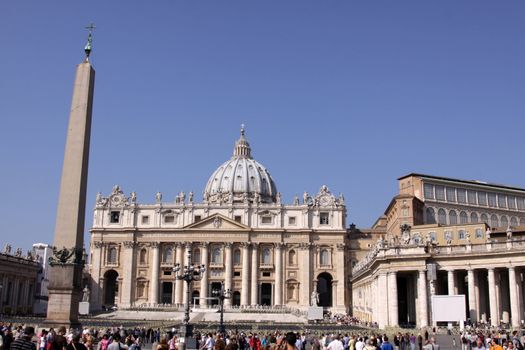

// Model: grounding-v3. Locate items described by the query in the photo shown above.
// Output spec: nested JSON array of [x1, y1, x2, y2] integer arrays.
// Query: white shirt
[[327, 340, 344, 350], [355, 341, 364, 350]]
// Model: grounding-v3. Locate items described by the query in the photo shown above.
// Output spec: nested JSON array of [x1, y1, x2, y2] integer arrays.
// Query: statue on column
[[310, 291, 319, 306], [82, 286, 91, 302], [155, 191, 162, 204]]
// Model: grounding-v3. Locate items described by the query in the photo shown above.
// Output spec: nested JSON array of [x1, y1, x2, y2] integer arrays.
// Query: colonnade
[[0, 272, 36, 314]]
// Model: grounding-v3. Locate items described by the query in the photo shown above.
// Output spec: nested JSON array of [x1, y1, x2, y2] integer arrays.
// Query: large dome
[[203, 127, 278, 204]]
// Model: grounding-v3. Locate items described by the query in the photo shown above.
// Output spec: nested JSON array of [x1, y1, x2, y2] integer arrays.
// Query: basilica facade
[[89, 128, 348, 313]]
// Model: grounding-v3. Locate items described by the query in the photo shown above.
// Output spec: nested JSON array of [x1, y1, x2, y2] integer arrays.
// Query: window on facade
[[320, 213, 329, 225], [498, 195, 507, 209], [501, 216, 508, 228], [508, 196, 516, 209], [458, 230, 466, 240], [262, 272, 271, 277], [233, 249, 241, 266], [511, 217, 518, 227], [402, 208, 409, 217], [457, 189, 466, 203], [193, 249, 201, 264], [481, 213, 489, 224], [426, 208, 436, 224], [162, 246, 173, 263], [490, 214, 499, 228], [110, 211, 120, 223], [261, 216, 272, 224], [518, 198, 525, 210], [424, 184, 434, 199], [288, 250, 296, 265], [262, 248, 271, 265], [459, 211, 468, 224], [139, 249, 147, 265], [520, 217, 525, 226], [211, 248, 221, 264], [137, 282, 146, 298], [475, 228, 483, 239], [449, 210, 457, 225], [470, 212, 479, 223], [288, 216, 296, 225], [446, 187, 456, 202], [438, 209, 447, 225], [234, 271, 241, 277], [163, 270, 171, 276], [488, 193, 497, 208], [234, 216, 242, 223], [164, 215, 175, 224], [478, 192, 487, 206], [194, 215, 201, 222], [468, 190, 477, 205], [141, 215, 149, 224], [107, 247, 118, 264], [435, 186, 445, 201], [320, 249, 330, 266]]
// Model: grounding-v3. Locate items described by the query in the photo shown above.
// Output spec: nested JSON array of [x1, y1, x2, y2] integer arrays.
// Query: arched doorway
[[316, 272, 333, 307], [232, 291, 241, 306], [260, 283, 272, 305], [161, 282, 173, 304], [210, 282, 222, 306], [192, 290, 200, 306], [103, 270, 119, 306]]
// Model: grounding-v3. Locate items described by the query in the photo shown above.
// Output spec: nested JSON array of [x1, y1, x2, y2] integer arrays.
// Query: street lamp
[[173, 245, 206, 350], [212, 281, 232, 335]]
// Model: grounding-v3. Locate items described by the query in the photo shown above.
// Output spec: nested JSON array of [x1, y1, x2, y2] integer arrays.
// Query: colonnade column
[[241, 243, 250, 306], [250, 243, 259, 305], [174, 243, 184, 305], [377, 272, 388, 328], [487, 268, 498, 326], [299, 243, 312, 306], [467, 269, 477, 322], [388, 272, 398, 327], [418, 270, 428, 328], [200, 242, 209, 307], [121, 241, 136, 308], [447, 270, 456, 295], [509, 267, 520, 329], [149, 242, 160, 305], [224, 243, 233, 308], [274, 243, 283, 306]]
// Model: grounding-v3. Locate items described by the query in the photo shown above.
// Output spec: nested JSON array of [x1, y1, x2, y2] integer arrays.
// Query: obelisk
[[45, 25, 95, 328]]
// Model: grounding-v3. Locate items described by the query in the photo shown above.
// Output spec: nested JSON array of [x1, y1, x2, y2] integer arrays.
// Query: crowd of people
[[0, 322, 524, 350]]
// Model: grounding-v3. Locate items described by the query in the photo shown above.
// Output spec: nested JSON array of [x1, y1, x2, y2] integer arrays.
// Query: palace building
[[89, 128, 349, 313]]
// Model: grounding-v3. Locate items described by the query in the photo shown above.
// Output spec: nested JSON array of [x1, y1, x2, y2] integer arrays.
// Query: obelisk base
[[45, 264, 83, 329]]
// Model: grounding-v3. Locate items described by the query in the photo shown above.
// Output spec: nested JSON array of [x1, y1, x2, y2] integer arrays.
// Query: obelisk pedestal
[[45, 57, 95, 328]]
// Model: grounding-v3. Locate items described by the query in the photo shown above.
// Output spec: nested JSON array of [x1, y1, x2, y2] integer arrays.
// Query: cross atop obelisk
[[84, 23, 95, 60], [45, 26, 96, 328]]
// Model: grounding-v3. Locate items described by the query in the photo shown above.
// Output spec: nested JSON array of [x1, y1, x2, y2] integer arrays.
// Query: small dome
[[203, 126, 277, 204]]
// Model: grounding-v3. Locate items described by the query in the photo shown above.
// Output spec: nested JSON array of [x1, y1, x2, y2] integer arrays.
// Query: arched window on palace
[[481, 213, 489, 224], [162, 246, 173, 264], [320, 249, 330, 266], [107, 246, 118, 264], [459, 211, 468, 224], [490, 214, 499, 228], [510, 217, 518, 227], [139, 248, 147, 265], [262, 248, 271, 265], [449, 210, 457, 225], [288, 250, 296, 265], [211, 247, 221, 264], [233, 249, 241, 266], [500, 216, 508, 228], [438, 209, 447, 225], [471, 212, 479, 223], [426, 208, 436, 224]]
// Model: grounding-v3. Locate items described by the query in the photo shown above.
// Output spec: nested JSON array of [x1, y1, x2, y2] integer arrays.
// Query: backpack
[[461, 337, 468, 345]]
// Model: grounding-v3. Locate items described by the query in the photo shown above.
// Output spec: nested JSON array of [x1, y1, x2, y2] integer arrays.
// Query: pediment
[[183, 214, 249, 230]]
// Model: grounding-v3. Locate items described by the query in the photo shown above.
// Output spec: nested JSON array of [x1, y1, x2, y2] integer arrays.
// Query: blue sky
[[1, 1, 524, 251]]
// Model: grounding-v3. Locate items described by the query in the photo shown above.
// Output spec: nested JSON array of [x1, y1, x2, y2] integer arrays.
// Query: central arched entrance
[[316, 272, 333, 307], [103, 270, 119, 307]]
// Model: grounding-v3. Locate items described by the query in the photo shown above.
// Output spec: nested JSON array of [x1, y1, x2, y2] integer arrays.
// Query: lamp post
[[212, 281, 232, 335], [173, 245, 206, 350]]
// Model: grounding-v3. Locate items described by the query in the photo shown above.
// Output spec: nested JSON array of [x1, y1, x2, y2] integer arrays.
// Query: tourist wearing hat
[[9, 326, 36, 350]]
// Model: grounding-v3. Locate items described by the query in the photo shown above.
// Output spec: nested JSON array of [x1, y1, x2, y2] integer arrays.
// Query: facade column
[[467, 269, 477, 323], [487, 268, 498, 326], [90, 242, 103, 310], [241, 243, 250, 306], [174, 243, 184, 305], [120, 241, 136, 308], [149, 242, 160, 305], [509, 267, 520, 329], [388, 272, 399, 327], [335, 244, 346, 309], [418, 270, 428, 328], [274, 243, 283, 306], [224, 243, 233, 308], [378, 272, 388, 328], [299, 243, 312, 307], [448, 270, 456, 295], [250, 243, 259, 305], [200, 242, 209, 307]]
